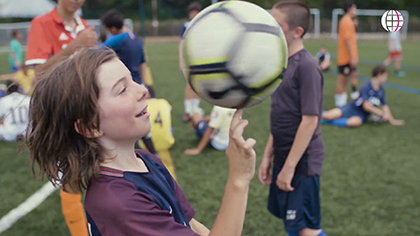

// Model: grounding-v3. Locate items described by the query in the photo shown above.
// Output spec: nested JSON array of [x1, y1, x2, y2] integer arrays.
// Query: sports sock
[[318, 229, 327, 236], [60, 189, 88, 236], [184, 99, 192, 115], [324, 117, 348, 127], [191, 98, 201, 111], [287, 232, 300, 236]]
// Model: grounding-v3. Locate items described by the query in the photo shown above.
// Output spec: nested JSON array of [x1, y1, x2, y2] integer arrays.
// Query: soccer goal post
[[331, 8, 409, 40]]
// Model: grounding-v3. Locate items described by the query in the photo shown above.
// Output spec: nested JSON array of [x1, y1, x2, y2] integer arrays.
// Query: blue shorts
[[195, 120, 215, 149], [268, 166, 321, 232], [340, 104, 368, 123]]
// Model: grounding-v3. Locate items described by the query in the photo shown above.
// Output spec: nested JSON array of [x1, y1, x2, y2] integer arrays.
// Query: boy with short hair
[[335, 1, 359, 107], [184, 106, 235, 156], [9, 30, 23, 72], [101, 9, 147, 86], [179, 2, 202, 122], [322, 64, 404, 127], [259, 1, 327, 236]]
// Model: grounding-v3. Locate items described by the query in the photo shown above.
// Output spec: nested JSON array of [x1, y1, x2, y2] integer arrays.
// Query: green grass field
[[1, 39, 420, 236]]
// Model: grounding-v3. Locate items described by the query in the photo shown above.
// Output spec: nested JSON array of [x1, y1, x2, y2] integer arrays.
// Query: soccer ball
[[180, 1, 288, 108], [371, 114, 383, 124]]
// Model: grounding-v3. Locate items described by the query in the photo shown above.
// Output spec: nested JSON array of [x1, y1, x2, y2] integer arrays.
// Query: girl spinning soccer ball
[[28, 48, 256, 236]]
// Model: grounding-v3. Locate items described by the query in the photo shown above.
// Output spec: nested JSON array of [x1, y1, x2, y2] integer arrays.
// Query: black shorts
[[268, 166, 321, 232], [338, 64, 356, 76]]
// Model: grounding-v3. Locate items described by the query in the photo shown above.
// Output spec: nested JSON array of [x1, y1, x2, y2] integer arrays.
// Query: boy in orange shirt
[[336, 1, 358, 107], [25, 0, 97, 235]]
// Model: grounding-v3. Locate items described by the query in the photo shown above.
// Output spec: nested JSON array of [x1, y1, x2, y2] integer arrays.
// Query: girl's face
[[96, 58, 150, 144]]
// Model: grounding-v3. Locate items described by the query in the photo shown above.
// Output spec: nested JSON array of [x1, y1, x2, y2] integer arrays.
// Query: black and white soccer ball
[[180, 1, 288, 108]]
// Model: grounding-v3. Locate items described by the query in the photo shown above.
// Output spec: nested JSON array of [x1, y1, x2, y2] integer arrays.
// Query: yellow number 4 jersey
[[140, 98, 175, 151]]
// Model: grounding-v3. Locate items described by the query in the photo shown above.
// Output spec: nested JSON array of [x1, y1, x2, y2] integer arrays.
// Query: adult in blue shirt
[[9, 30, 23, 72], [101, 9, 146, 85], [322, 65, 404, 127]]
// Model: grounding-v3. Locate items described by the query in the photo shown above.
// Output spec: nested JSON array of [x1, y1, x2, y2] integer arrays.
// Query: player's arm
[[382, 105, 405, 126], [277, 115, 318, 191], [258, 134, 274, 185], [344, 39, 356, 65], [178, 40, 183, 72], [277, 64, 323, 191], [35, 28, 97, 76], [190, 218, 210, 236], [10, 51, 20, 68], [139, 62, 147, 84], [184, 127, 214, 155], [320, 54, 331, 71], [0, 73, 16, 81], [362, 101, 385, 117]]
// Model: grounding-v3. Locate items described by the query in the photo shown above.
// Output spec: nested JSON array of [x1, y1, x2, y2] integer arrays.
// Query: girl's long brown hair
[[27, 48, 117, 192]]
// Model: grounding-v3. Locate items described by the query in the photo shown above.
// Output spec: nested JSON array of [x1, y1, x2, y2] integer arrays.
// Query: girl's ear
[[74, 120, 103, 138]]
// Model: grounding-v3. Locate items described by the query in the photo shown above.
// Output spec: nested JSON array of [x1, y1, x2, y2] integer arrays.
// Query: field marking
[[328, 69, 420, 95], [0, 182, 58, 233]]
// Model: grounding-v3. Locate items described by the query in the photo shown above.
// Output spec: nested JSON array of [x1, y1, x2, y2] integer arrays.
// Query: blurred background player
[[100, 8, 159, 157], [0, 80, 30, 142], [0, 64, 35, 95], [25, 0, 97, 78], [335, 1, 359, 107], [24, 0, 97, 235], [322, 65, 404, 128], [184, 106, 235, 156], [259, 2, 327, 236], [139, 88, 176, 178], [179, 2, 202, 122], [315, 46, 331, 72], [384, 31, 406, 77], [9, 30, 23, 73]]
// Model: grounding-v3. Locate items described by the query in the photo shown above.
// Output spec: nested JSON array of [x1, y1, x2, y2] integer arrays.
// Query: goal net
[[331, 8, 409, 40]]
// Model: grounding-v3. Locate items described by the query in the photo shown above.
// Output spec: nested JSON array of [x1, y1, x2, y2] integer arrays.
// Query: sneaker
[[182, 113, 191, 123], [334, 93, 347, 107], [350, 91, 360, 100], [394, 70, 406, 77]]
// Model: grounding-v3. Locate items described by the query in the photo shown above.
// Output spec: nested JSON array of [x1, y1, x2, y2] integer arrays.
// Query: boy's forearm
[[284, 116, 318, 168], [208, 179, 249, 236], [35, 42, 79, 76], [345, 39, 354, 61], [139, 63, 147, 84], [196, 127, 213, 151], [382, 105, 395, 120], [263, 134, 274, 159], [362, 102, 384, 117], [190, 218, 210, 236]]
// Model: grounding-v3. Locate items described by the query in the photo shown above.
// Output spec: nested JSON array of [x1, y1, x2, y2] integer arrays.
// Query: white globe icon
[[381, 10, 404, 32]]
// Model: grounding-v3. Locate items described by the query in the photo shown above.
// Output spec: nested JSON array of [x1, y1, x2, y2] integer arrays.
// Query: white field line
[[0, 182, 58, 233]]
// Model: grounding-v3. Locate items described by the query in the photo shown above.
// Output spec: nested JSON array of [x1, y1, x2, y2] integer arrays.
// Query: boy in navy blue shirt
[[322, 65, 404, 127], [259, 2, 327, 236], [101, 9, 159, 156], [101, 9, 146, 85]]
